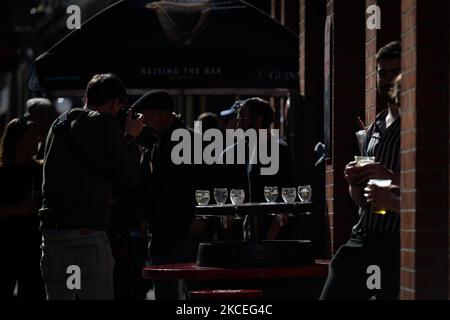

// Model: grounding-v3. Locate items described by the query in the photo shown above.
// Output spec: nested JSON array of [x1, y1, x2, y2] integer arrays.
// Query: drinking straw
[[357, 116, 365, 130]]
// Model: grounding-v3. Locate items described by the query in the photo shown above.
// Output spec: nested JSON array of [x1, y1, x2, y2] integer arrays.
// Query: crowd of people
[[0, 74, 296, 300], [0, 41, 402, 300]]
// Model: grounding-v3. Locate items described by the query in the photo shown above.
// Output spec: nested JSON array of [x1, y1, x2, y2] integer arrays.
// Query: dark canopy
[[32, 0, 299, 92]]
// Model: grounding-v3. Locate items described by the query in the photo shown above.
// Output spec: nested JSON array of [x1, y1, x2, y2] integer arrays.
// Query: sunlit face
[[377, 58, 401, 102], [391, 76, 402, 108]]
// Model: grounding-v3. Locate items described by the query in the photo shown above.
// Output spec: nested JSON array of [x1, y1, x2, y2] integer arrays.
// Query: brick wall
[[281, 0, 300, 34], [297, 0, 450, 298], [365, 0, 378, 125], [299, 0, 306, 95], [325, 0, 366, 253], [271, 0, 281, 21], [365, 0, 401, 125], [298, 0, 329, 258], [325, 0, 334, 253], [400, 0, 450, 300], [399, 0, 417, 298]]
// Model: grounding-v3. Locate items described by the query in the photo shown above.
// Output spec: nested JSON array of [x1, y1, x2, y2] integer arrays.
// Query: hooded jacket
[[39, 108, 141, 230]]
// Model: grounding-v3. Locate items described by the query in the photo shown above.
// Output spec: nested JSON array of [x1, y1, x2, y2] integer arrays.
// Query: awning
[[32, 0, 299, 94]]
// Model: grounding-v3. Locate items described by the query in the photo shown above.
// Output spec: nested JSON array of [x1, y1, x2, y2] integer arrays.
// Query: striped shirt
[[352, 109, 400, 234]]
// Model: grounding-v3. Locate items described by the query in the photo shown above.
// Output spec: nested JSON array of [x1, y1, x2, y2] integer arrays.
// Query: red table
[[142, 260, 329, 281]]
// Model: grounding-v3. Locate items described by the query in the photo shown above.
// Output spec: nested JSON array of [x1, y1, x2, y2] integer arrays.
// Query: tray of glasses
[[195, 201, 314, 217]]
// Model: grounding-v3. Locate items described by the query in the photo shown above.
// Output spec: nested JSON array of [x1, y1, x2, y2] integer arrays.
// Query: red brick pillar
[[365, 0, 379, 125], [325, 0, 366, 253], [299, 0, 306, 95], [299, 0, 329, 257], [271, 0, 281, 21], [400, 0, 450, 300], [281, 0, 300, 33], [365, 0, 401, 125]]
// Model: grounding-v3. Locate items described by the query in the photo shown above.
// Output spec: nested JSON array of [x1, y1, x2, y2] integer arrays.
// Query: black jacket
[[147, 116, 197, 255], [39, 108, 141, 230]]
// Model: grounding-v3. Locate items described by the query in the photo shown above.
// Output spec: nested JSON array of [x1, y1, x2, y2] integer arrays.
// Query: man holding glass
[[320, 42, 401, 300]]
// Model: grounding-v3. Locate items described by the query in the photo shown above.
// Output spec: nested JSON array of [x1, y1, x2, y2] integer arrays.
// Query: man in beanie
[[132, 90, 198, 300]]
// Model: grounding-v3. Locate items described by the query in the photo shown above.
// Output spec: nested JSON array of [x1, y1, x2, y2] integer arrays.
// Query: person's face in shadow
[[237, 106, 263, 130], [18, 125, 40, 159], [28, 110, 57, 139], [142, 108, 171, 134], [377, 58, 401, 102], [226, 118, 237, 130]]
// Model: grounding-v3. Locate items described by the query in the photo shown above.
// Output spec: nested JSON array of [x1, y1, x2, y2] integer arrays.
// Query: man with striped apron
[[320, 41, 401, 300]]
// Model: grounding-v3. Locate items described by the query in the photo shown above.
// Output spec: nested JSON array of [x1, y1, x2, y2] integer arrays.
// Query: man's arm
[[354, 163, 399, 186], [345, 161, 363, 206], [364, 185, 400, 213], [345, 162, 399, 206], [348, 184, 363, 206]]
